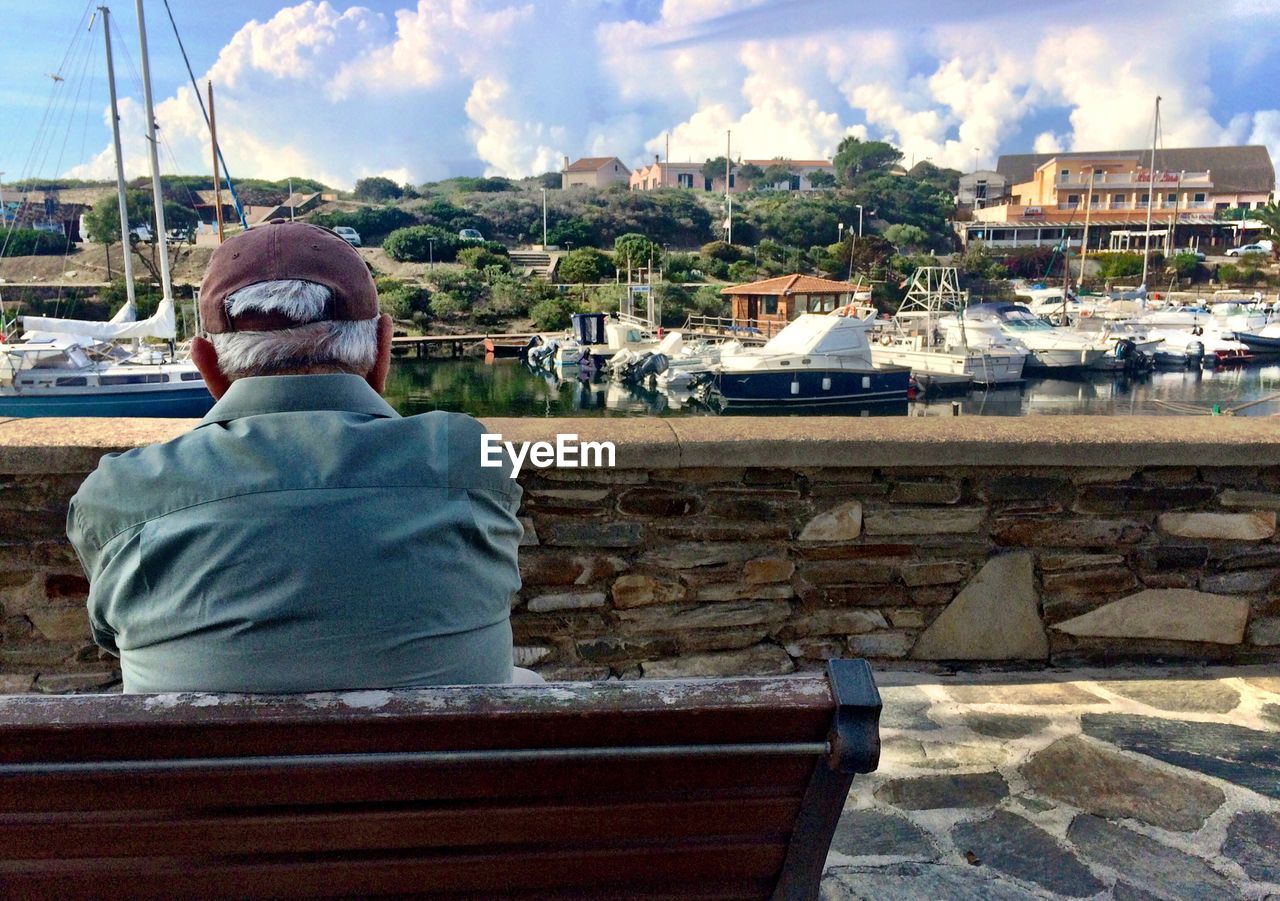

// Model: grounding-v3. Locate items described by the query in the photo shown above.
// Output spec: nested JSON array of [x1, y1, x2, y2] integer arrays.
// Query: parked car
[[1225, 243, 1269, 257], [332, 226, 362, 247], [129, 224, 153, 243], [167, 226, 195, 245], [458, 228, 484, 242]]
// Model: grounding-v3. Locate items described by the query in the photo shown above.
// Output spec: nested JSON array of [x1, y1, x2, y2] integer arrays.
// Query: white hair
[[210, 279, 378, 379]]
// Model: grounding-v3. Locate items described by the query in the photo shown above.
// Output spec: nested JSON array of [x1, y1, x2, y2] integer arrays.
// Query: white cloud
[[59, 0, 1280, 189]]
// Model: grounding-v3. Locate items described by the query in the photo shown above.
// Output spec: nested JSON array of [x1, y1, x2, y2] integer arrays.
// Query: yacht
[[869, 267, 1027, 387], [710, 313, 910, 407], [941, 303, 1109, 371]]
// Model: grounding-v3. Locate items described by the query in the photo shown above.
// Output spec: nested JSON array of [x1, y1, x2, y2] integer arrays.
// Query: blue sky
[[1, 0, 1277, 189]]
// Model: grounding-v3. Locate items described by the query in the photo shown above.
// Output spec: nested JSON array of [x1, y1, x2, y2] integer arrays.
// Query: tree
[[383, 225, 462, 262], [353, 176, 403, 202], [557, 248, 612, 283], [833, 137, 903, 186], [457, 246, 510, 272], [736, 163, 765, 189], [761, 163, 797, 190], [807, 170, 837, 189], [883, 223, 928, 251], [700, 156, 731, 187], [1253, 201, 1280, 260], [82, 189, 149, 243], [613, 233, 659, 271], [530, 296, 580, 330]]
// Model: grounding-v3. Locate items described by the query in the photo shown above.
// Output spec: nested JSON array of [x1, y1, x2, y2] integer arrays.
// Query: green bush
[[727, 260, 758, 283], [530, 296, 581, 330], [377, 280, 431, 320], [1217, 263, 1241, 284], [0, 228, 66, 256], [456, 246, 510, 272], [1094, 252, 1145, 279], [1169, 252, 1201, 279], [383, 225, 462, 262], [699, 240, 748, 263], [557, 248, 613, 283]]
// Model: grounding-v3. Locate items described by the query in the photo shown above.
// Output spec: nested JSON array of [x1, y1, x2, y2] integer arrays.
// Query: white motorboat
[[941, 303, 1108, 371], [711, 313, 910, 407], [871, 267, 1027, 386]]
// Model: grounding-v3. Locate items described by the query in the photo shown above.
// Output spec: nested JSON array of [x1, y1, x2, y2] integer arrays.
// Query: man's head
[[193, 221, 392, 399]]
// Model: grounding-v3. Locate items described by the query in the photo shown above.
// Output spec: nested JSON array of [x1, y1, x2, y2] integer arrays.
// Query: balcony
[[1057, 170, 1213, 189]]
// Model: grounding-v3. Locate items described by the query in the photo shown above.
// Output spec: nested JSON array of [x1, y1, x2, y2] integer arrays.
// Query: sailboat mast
[[1077, 171, 1094, 292], [1140, 96, 1161, 289], [135, 0, 173, 304], [98, 6, 137, 311], [208, 80, 224, 243]]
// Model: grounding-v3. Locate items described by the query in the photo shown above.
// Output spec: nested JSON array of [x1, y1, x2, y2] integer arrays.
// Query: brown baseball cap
[[199, 221, 378, 334]]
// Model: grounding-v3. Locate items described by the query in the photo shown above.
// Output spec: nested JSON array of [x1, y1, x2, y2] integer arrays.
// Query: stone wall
[[1, 416, 1279, 691]]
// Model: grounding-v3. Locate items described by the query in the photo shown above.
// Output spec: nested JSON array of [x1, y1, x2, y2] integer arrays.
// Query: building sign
[[1022, 206, 1042, 217]]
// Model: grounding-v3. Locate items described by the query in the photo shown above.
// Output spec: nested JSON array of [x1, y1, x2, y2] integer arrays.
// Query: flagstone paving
[[822, 665, 1280, 900]]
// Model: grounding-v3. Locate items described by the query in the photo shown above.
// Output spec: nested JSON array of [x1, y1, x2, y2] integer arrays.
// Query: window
[[1140, 193, 1149, 203], [1094, 168, 1104, 176], [99, 373, 167, 385], [790, 176, 801, 191], [764, 297, 778, 314], [1240, 202, 1252, 210], [54, 377, 86, 387], [1193, 193, 1206, 203], [728, 174, 735, 188], [1215, 202, 1229, 211], [1067, 194, 1080, 205], [1166, 193, 1177, 203], [1113, 194, 1125, 204], [677, 173, 694, 189], [1060, 168, 1069, 181], [704, 177, 712, 191], [180, 371, 204, 381]]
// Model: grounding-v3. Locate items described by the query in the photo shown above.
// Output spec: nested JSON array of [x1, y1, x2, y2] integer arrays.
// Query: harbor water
[[382, 356, 1280, 418]]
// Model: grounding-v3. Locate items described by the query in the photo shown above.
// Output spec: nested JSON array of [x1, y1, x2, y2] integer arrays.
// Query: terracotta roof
[[565, 156, 629, 173], [743, 159, 834, 168], [997, 146, 1275, 195], [721, 274, 861, 296]]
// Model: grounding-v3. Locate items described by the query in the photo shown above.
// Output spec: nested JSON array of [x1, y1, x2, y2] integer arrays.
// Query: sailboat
[[0, 3, 212, 417]]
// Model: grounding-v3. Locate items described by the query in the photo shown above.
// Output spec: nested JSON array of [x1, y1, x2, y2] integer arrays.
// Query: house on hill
[[561, 157, 631, 189]]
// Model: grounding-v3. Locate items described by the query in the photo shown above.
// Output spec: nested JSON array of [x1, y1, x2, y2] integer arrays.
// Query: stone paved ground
[[821, 665, 1280, 900]]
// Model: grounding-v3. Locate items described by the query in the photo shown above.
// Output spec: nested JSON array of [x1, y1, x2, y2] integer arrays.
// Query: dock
[[391, 333, 539, 357]]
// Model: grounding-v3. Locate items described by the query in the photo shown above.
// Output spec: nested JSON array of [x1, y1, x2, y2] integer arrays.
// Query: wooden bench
[[0, 658, 880, 900]]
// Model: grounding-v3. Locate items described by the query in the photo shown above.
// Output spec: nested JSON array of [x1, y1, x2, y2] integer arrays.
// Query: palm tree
[[1253, 202, 1280, 261]]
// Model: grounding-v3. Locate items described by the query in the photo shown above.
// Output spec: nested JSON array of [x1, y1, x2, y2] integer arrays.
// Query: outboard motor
[[1186, 340, 1205, 369], [528, 339, 559, 368], [636, 352, 669, 382], [571, 312, 607, 346], [1113, 338, 1152, 375], [518, 334, 543, 362]]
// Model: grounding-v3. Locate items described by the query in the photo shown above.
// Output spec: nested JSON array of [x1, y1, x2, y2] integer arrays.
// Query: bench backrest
[[0, 659, 880, 900]]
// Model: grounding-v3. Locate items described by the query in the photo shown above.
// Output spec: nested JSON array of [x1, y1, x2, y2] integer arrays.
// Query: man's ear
[[191, 336, 231, 400], [366, 313, 393, 394]]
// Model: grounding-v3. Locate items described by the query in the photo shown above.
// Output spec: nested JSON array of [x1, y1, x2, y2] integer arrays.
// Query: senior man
[[68, 221, 526, 692]]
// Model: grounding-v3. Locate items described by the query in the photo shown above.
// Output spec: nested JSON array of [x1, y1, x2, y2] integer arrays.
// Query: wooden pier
[[391, 333, 539, 357]]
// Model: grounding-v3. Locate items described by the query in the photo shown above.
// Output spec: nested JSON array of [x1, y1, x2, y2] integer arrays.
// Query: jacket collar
[[196, 373, 399, 427]]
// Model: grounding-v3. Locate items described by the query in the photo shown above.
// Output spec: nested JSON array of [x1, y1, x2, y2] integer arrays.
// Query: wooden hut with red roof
[[722, 274, 864, 335]]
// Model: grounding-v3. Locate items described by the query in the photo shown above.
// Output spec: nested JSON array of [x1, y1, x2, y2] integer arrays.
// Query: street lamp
[[541, 188, 548, 248], [427, 236, 436, 269], [838, 222, 844, 243], [855, 205, 864, 239]]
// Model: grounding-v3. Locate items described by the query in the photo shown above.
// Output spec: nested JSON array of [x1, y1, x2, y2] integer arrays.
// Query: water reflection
[[383, 356, 1280, 419]]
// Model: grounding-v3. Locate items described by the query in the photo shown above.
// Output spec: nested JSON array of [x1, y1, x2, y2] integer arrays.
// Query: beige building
[[561, 157, 631, 189], [630, 157, 836, 193], [960, 145, 1276, 251]]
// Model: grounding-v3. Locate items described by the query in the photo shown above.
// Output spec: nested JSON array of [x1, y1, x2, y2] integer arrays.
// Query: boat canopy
[[758, 313, 870, 356], [21, 297, 176, 341]]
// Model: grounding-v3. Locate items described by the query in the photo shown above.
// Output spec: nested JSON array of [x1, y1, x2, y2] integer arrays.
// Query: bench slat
[[0, 841, 789, 899], [0, 755, 814, 813], [0, 797, 802, 859]]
